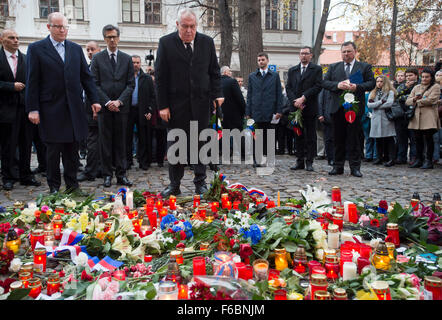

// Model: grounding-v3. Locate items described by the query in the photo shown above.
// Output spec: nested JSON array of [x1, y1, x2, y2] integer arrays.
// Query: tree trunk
[[218, 0, 233, 67], [312, 0, 331, 64], [238, 0, 263, 87], [389, 0, 398, 77]]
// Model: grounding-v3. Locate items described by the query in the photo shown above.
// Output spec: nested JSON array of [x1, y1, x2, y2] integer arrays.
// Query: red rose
[[385, 235, 394, 243], [59, 270, 65, 277], [180, 230, 186, 240], [81, 270, 93, 282], [370, 219, 380, 228], [379, 200, 388, 210], [225, 228, 235, 238], [176, 242, 186, 250], [239, 243, 253, 260]]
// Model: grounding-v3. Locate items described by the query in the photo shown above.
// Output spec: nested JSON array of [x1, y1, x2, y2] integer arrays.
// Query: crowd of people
[[0, 8, 441, 195]]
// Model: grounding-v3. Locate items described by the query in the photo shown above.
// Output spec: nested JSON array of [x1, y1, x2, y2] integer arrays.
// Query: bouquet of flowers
[[209, 113, 223, 140], [287, 108, 303, 136], [340, 89, 359, 123]]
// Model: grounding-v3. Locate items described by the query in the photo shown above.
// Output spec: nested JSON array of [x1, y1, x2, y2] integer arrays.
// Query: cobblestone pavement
[[1, 153, 441, 207]]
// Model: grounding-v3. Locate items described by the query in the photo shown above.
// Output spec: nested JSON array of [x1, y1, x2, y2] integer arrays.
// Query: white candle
[[28, 201, 37, 210], [343, 201, 353, 222], [341, 232, 354, 243], [342, 262, 357, 281], [327, 224, 340, 249], [126, 191, 134, 209]]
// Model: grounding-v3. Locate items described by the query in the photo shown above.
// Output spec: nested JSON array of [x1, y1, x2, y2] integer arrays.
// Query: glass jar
[[157, 281, 178, 300], [213, 251, 238, 278], [410, 198, 420, 212], [310, 273, 328, 300], [30, 229, 44, 250], [28, 278, 42, 299], [331, 186, 342, 207], [424, 276, 442, 300], [274, 289, 287, 300], [197, 205, 207, 220], [386, 223, 400, 247], [192, 257, 206, 276], [253, 259, 269, 281], [371, 242, 391, 271], [18, 271, 32, 288], [169, 195, 177, 210], [314, 290, 331, 300], [325, 255, 339, 281], [104, 219, 113, 233], [293, 246, 308, 274], [9, 281, 24, 291], [332, 213, 344, 231], [52, 219, 63, 240], [339, 250, 353, 276], [164, 256, 182, 284], [33, 247, 47, 273], [193, 195, 201, 208], [322, 249, 337, 265], [333, 288, 348, 300], [386, 242, 396, 261], [327, 224, 340, 250], [199, 242, 209, 251], [371, 280, 391, 300], [221, 193, 229, 208], [274, 248, 289, 271], [20, 263, 34, 277], [170, 250, 184, 265], [47, 273, 60, 296]]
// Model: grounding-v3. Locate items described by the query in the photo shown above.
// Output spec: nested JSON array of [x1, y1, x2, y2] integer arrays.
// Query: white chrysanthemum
[[74, 252, 89, 266], [241, 212, 250, 220], [246, 119, 255, 127], [63, 198, 76, 208], [300, 185, 331, 213], [233, 211, 242, 220], [225, 218, 234, 228], [309, 220, 323, 232], [9, 258, 22, 273], [240, 219, 250, 230], [344, 92, 355, 103]]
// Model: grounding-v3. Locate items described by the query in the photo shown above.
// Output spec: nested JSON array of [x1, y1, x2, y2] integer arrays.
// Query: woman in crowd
[[432, 70, 442, 164], [367, 75, 397, 167], [406, 68, 441, 169]]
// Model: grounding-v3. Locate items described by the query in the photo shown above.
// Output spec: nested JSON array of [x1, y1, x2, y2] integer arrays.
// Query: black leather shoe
[[305, 163, 314, 171], [329, 167, 344, 175], [290, 162, 305, 170], [117, 176, 133, 186], [49, 187, 59, 194], [160, 185, 181, 198], [77, 172, 95, 182], [3, 181, 13, 191], [384, 160, 395, 167], [373, 158, 383, 165], [20, 178, 41, 187], [195, 184, 208, 195], [350, 169, 363, 177], [103, 176, 112, 187], [409, 160, 423, 168], [421, 160, 433, 169]]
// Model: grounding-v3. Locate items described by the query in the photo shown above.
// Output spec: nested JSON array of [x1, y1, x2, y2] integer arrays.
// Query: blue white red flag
[[59, 229, 84, 246], [91, 256, 124, 272]]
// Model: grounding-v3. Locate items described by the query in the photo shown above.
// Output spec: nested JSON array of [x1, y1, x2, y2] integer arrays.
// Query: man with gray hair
[[26, 12, 101, 194], [155, 8, 224, 197]]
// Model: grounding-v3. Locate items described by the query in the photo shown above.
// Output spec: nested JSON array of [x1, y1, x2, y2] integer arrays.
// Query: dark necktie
[[345, 63, 351, 78], [185, 43, 193, 59], [110, 53, 116, 72], [301, 66, 306, 76]]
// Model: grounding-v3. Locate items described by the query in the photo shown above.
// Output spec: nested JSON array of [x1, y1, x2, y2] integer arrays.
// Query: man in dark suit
[[78, 41, 101, 182], [26, 13, 101, 193], [220, 66, 246, 160], [286, 46, 323, 171], [126, 55, 154, 171], [0, 29, 40, 190], [155, 8, 223, 197], [91, 25, 135, 188], [322, 41, 375, 177]]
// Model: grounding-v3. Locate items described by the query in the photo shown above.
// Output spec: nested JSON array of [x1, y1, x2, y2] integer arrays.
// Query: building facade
[[1, 0, 322, 82]]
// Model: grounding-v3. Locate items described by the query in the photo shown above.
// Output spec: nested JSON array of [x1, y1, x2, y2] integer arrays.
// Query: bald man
[[0, 30, 41, 191]]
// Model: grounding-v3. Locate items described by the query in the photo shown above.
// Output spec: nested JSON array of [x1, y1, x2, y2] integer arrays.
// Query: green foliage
[[6, 288, 31, 300]]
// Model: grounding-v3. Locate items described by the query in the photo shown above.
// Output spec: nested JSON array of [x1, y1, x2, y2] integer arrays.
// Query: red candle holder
[[268, 269, 280, 280], [226, 201, 232, 210], [233, 201, 241, 210], [30, 229, 45, 251], [46, 274, 60, 296], [113, 270, 126, 281], [132, 219, 141, 233], [169, 195, 177, 210], [331, 186, 342, 206], [193, 195, 201, 208], [159, 208, 168, 220], [144, 255, 153, 263], [28, 278, 42, 299], [243, 265, 253, 280], [410, 199, 420, 212], [274, 289, 287, 300], [197, 206, 206, 220], [192, 257, 206, 276], [33, 247, 47, 273], [211, 202, 219, 213], [235, 262, 246, 280], [347, 203, 358, 224], [332, 213, 343, 231], [221, 194, 229, 209], [311, 266, 326, 276], [156, 200, 163, 211], [359, 244, 372, 259], [52, 219, 63, 241], [147, 211, 157, 230], [178, 284, 188, 300], [308, 260, 322, 277], [386, 223, 400, 247], [339, 251, 353, 276], [357, 257, 370, 274], [19, 271, 32, 288], [325, 255, 339, 281]]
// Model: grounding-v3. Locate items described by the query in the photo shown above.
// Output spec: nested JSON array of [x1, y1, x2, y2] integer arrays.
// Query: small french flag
[[60, 229, 84, 246], [91, 256, 123, 272]]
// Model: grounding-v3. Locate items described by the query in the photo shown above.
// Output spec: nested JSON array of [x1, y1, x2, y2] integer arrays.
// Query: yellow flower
[[67, 218, 78, 230], [79, 212, 89, 232], [46, 210, 53, 217]]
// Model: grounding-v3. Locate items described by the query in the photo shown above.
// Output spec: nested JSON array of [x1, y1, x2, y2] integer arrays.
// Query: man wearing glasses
[[90, 25, 135, 188], [26, 12, 101, 194]]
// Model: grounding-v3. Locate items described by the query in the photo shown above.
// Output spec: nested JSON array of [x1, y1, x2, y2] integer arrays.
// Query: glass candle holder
[[169, 195, 177, 210], [33, 247, 47, 273], [322, 249, 337, 265], [327, 224, 340, 250], [287, 292, 304, 300], [211, 202, 219, 213], [9, 281, 24, 291], [226, 201, 232, 210], [342, 262, 357, 281], [410, 198, 420, 212], [333, 288, 348, 300], [178, 284, 188, 300], [30, 229, 44, 250], [147, 211, 157, 230], [310, 273, 328, 300], [253, 259, 269, 281], [157, 281, 178, 300], [314, 290, 331, 300], [339, 250, 353, 276], [386, 223, 400, 247], [19, 271, 32, 288], [20, 263, 34, 278], [233, 201, 241, 210], [199, 242, 210, 251], [331, 186, 342, 205], [170, 250, 184, 265], [283, 215, 294, 225], [235, 262, 246, 280], [371, 242, 391, 271], [156, 199, 163, 211], [52, 219, 63, 240], [274, 248, 289, 271], [357, 256, 370, 274], [386, 242, 396, 261], [28, 278, 42, 299], [193, 195, 201, 208], [197, 205, 207, 220], [371, 281, 391, 300], [221, 193, 229, 208], [308, 260, 322, 278], [347, 203, 358, 224], [46, 273, 60, 296], [205, 210, 214, 223], [325, 255, 339, 281], [359, 244, 372, 259], [274, 289, 287, 300], [424, 276, 442, 300], [192, 257, 206, 276], [332, 213, 344, 231], [213, 251, 238, 278], [243, 265, 254, 280]]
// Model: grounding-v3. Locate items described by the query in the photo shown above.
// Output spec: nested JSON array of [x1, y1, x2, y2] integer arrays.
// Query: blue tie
[[56, 42, 65, 62]]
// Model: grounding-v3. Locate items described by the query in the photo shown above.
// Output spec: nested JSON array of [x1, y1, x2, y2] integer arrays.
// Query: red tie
[[11, 54, 17, 78]]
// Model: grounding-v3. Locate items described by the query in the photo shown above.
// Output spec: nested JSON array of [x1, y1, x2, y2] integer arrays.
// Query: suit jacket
[[155, 31, 222, 130], [0, 48, 26, 123], [25, 36, 99, 143], [136, 70, 155, 126], [90, 49, 134, 114], [285, 63, 323, 118], [322, 60, 375, 116], [220, 75, 246, 129], [246, 69, 283, 123]]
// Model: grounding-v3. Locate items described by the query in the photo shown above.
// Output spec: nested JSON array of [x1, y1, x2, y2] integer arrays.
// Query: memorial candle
[[193, 195, 201, 208], [274, 289, 287, 300], [30, 229, 44, 250], [327, 224, 340, 250], [178, 284, 188, 300], [332, 213, 344, 231], [126, 190, 133, 209], [342, 262, 357, 281], [226, 201, 232, 210], [347, 203, 358, 224], [325, 255, 339, 281], [371, 281, 391, 300], [192, 257, 206, 276], [386, 223, 400, 247], [169, 195, 177, 210], [266, 201, 275, 209], [113, 270, 126, 281], [28, 278, 42, 299], [221, 193, 229, 208], [18, 271, 32, 288], [159, 208, 168, 221], [156, 199, 163, 211], [253, 259, 269, 281], [357, 257, 370, 274], [308, 260, 322, 277], [33, 247, 47, 273], [52, 219, 63, 241], [46, 274, 60, 296], [235, 262, 246, 280], [233, 201, 241, 210]]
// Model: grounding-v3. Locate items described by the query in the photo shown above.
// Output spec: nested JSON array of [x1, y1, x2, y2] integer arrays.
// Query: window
[[39, 0, 59, 18], [332, 33, 337, 43], [283, 0, 298, 31], [0, 0, 8, 18], [205, 0, 238, 28], [265, 0, 279, 30], [145, 0, 161, 25], [65, 0, 84, 20], [122, 0, 140, 23], [345, 32, 353, 42]]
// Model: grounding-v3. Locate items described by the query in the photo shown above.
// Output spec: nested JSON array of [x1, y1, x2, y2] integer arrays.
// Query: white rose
[[246, 119, 255, 127], [344, 92, 355, 103], [74, 252, 89, 267], [9, 258, 22, 273]]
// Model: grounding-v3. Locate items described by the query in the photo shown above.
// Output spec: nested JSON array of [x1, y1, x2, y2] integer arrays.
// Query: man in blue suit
[[26, 12, 101, 194]]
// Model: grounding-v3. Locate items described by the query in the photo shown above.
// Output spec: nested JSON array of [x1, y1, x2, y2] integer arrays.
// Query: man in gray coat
[[91, 24, 135, 188]]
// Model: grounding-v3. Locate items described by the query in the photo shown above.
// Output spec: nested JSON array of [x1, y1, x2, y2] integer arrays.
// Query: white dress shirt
[[107, 48, 119, 63], [4, 49, 18, 76]]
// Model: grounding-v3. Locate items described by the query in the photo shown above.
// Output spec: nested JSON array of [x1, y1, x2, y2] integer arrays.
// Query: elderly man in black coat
[[155, 8, 224, 197]]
